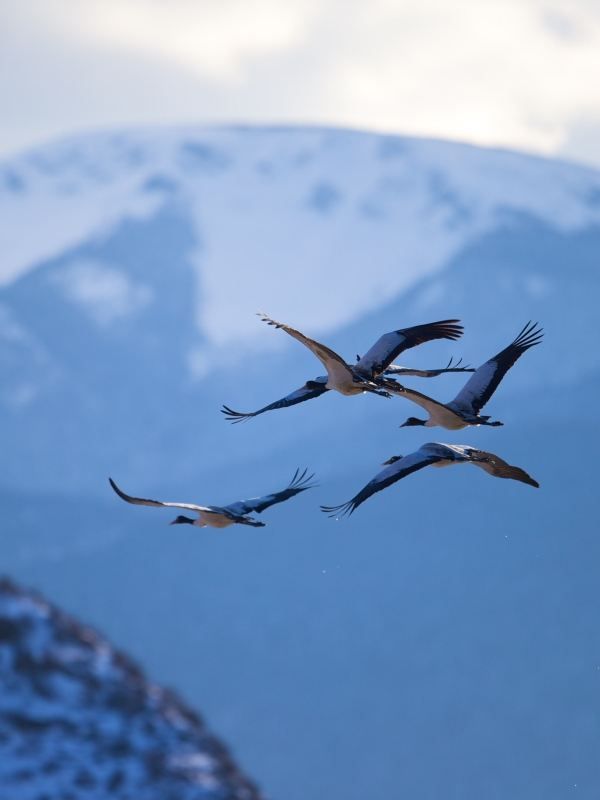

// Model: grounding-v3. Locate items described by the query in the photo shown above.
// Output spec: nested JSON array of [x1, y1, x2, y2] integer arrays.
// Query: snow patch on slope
[[53, 259, 154, 326], [0, 577, 262, 799]]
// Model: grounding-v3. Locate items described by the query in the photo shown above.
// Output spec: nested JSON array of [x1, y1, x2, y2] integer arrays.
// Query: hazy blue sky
[[2, 0, 600, 166]]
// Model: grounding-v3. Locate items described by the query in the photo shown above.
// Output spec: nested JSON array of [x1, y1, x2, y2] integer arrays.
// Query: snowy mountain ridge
[[2, 126, 600, 358], [0, 577, 262, 800]]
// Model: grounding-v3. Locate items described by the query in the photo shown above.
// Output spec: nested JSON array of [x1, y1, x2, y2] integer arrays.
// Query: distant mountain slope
[[2, 126, 600, 800], [0, 577, 262, 800]]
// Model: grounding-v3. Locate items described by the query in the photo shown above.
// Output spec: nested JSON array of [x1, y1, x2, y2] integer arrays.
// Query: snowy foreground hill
[[0, 578, 261, 800], [2, 126, 600, 800]]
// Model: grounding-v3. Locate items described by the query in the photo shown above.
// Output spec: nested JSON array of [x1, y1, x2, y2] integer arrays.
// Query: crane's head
[[305, 379, 327, 390], [382, 455, 402, 465], [400, 416, 426, 427]]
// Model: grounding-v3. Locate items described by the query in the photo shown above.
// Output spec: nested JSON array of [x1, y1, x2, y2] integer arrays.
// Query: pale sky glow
[[1, 0, 600, 166], [64, 0, 317, 80]]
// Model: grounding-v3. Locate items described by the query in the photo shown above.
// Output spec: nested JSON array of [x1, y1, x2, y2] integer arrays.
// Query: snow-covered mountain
[[1, 126, 599, 493], [0, 577, 261, 799], [2, 126, 600, 800]]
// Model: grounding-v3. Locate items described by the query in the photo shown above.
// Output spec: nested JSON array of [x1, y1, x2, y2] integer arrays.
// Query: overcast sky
[[2, 0, 600, 166]]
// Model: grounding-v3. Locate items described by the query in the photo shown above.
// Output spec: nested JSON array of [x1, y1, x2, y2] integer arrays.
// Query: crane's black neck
[[171, 515, 195, 525]]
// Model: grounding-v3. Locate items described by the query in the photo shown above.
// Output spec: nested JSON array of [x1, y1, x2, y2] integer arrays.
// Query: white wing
[[393, 385, 449, 416], [449, 322, 543, 415], [109, 478, 210, 513], [321, 449, 442, 517], [259, 314, 354, 386], [225, 468, 317, 515], [356, 320, 464, 378], [448, 361, 498, 415]]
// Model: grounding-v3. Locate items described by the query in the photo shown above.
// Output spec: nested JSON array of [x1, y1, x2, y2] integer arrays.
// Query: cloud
[[1, 0, 600, 166], [307, 0, 600, 155], [57, 0, 320, 80]]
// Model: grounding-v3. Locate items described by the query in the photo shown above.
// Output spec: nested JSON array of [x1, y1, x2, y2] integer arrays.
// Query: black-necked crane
[[397, 322, 543, 430], [222, 315, 471, 422], [109, 469, 316, 528], [321, 443, 539, 518]]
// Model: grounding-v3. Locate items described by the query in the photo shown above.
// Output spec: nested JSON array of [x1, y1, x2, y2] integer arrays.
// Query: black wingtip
[[320, 501, 354, 518], [257, 312, 281, 328], [444, 356, 475, 372], [220, 405, 253, 424], [427, 319, 464, 341], [108, 477, 128, 502], [513, 321, 544, 350], [519, 472, 540, 488], [289, 467, 319, 492]]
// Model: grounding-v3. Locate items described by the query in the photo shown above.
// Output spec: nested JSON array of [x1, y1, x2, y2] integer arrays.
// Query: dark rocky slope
[[0, 578, 262, 800]]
